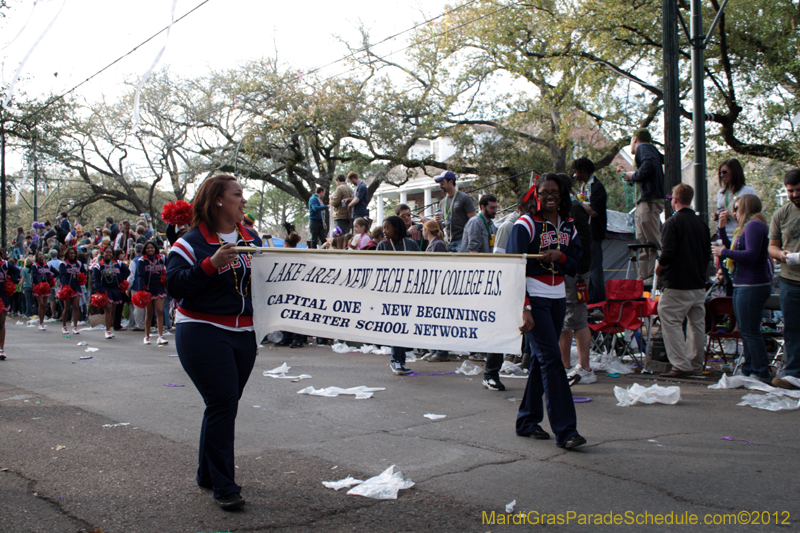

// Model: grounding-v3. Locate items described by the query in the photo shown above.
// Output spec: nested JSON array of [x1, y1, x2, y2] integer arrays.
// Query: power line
[[304, 0, 482, 77], [17, 0, 213, 123]]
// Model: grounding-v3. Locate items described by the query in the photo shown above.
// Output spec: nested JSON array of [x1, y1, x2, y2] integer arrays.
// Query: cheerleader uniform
[[136, 253, 167, 299], [0, 260, 22, 313], [31, 261, 57, 287], [59, 260, 87, 294], [166, 221, 261, 501], [91, 260, 131, 304], [505, 213, 584, 448]]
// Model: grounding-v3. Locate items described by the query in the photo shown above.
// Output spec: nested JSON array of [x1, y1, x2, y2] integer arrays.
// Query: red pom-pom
[[48, 277, 55, 287], [161, 200, 193, 226], [119, 280, 130, 292], [57, 285, 76, 301], [33, 282, 51, 297], [132, 290, 152, 309], [90, 292, 109, 308], [4, 279, 17, 297], [160, 273, 167, 286], [77, 272, 87, 286]]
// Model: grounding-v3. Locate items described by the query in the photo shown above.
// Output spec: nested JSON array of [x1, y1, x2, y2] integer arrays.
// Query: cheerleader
[[58, 247, 87, 336], [31, 251, 57, 331], [0, 249, 21, 359], [136, 240, 168, 345], [91, 247, 130, 339]]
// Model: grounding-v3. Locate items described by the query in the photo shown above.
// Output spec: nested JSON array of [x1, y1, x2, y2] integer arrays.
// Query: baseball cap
[[434, 170, 457, 183]]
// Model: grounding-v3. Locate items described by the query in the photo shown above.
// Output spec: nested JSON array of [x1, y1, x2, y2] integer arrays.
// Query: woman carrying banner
[[378, 215, 420, 374], [166, 174, 261, 511], [505, 174, 586, 449]]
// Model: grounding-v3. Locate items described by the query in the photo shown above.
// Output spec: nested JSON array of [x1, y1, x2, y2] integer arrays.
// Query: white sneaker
[[143, 336, 151, 345], [105, 331, 114, 339], [62, 326, 69, 334], [72, 327, 80, 335], [39, 324, 46, 331], [157, 336, 168, 346], [568, 364, 597, 384]]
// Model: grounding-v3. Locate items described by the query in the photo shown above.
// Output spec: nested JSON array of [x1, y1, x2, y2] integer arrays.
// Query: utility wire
[[17, 0, 213, 123]]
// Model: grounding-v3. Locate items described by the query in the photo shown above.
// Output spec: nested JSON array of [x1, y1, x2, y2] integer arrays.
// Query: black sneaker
[[215, 493, 245, 511], [290, 341, 304, 348], [519, 428, 550, 440], [557, 435, 587, 449], [389, 361, 411, 375], [567, 373, 582, 387], [482, 378, 505, 391]]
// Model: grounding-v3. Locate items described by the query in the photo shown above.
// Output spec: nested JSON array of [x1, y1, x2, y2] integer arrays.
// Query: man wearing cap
[[331, 174, 353, 234], [434, 170, 476, 252]]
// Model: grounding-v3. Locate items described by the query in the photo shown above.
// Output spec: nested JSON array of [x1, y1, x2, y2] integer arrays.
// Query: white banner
[[251, 250, 527, 354]]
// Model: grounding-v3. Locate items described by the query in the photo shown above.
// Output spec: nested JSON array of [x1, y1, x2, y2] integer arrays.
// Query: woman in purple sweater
[[712, 194, 772, 382]]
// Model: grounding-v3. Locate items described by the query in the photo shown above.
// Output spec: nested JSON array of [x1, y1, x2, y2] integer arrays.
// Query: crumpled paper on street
[[455, 360, 481, 376], [346, 465, 414, 499], [373, 346, 392, 355], [614, 383, 681, 406], [360, 344, 377, 354], [423, 413, 446, 420], [262, 363, 312, 380], [297, 385, 385, 399], [737, 393, 800, 411], [322, 476, 363, 490], [709, 374, 800, 398], [710, 374, 800, 410], [500, 361, 524, 375], [590, 352, 634, 374]]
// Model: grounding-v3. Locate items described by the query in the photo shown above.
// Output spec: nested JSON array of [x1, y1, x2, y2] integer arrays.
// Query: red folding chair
[[589, 279, 658, 368], [704, 297, 741, 370]]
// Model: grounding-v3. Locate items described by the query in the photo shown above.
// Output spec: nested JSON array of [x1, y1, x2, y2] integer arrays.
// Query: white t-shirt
[[716, 185, 756, 240]]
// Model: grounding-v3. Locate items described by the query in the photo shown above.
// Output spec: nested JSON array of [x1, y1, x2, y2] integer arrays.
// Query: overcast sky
[[1, 0, 450, 103]]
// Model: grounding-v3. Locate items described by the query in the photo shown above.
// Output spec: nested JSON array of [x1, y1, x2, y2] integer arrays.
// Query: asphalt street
[[1, 319, 798, 533]]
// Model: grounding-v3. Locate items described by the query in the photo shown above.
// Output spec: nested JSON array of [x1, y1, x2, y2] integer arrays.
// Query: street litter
[[297, 385, 384, 399], [573, 396, 592, 403], [168, 354, 179, 357], [102, 422, 130, 428], [262, 362, 312, 380], [332, 340, 351, 353], [84, 347, 99, 352], [737, 393, 800, 411], [500, 361, 524, 375], [614, 383, 681, 406], [709, 374, 800, 398], [423, 414, 446, 420], [407, 370, 457, 377], [590, 353, 634, 374], [360, 345, 377, 354], [163, 383, 185, 387], [79, 356, 93, 360], [721, 436, 763, 445], [506, 500, 517, 513], [55, 445, 66, 451], [322, 476, 363, 490], [345, 465, 414, 500], [267, 331, 283, 343], [79, 325, 107, 332], [76, 341, 87, 346], [373, 346, 392, 355], [455, 361, 481, 376]]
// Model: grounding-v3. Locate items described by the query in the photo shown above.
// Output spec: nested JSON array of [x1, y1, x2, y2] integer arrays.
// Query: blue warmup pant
[[177, 322, 257, 498], [516, 296, 578, 446]]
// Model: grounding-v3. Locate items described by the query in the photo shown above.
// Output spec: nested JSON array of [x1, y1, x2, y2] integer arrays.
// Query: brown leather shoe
[[660, 369, 693, 378]]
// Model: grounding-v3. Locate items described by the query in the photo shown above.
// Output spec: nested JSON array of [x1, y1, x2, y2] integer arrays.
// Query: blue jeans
[[516, 297, 578, 446], [24, 288, 35, 317], [732, 284, 771, 379], [589, 239, 605, 303], [447, 240, 462, 253], [780, 280, 800, 378]]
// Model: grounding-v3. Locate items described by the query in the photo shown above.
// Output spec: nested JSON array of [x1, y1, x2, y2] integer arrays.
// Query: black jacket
[[659, 208, 711, 290], [632, 143, 666, 202]]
